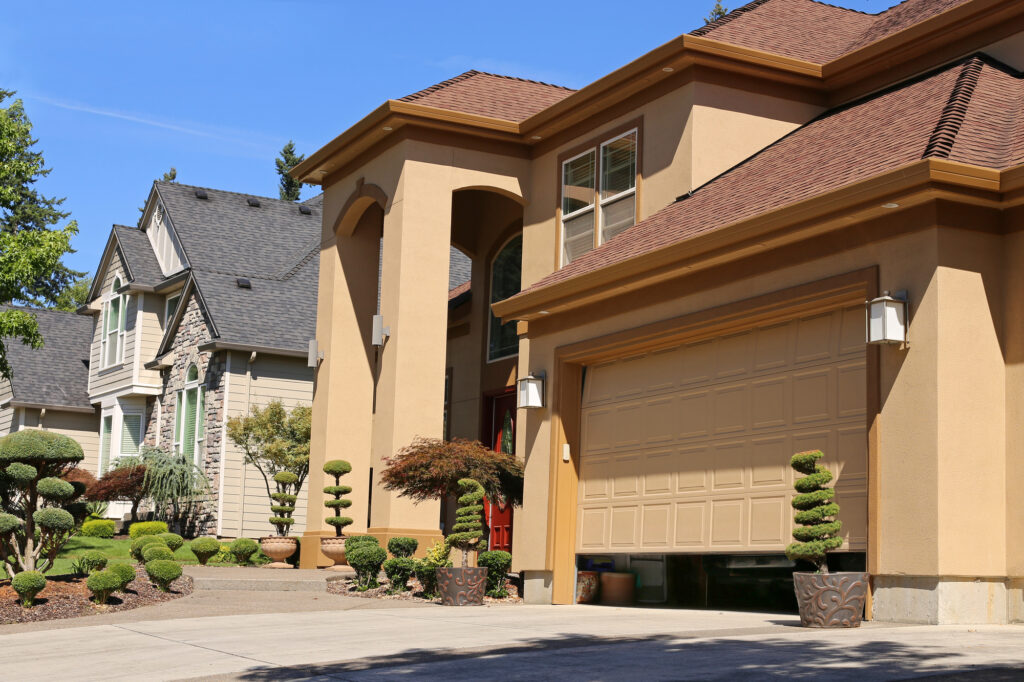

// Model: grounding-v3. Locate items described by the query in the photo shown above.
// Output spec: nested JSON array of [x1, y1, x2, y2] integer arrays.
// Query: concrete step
[[183, 565, 354, 592]]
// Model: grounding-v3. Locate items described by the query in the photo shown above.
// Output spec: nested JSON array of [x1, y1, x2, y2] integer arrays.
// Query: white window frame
[[175, 365, 206, 466], [101, 274, 128, 368], [560, 127, 639, 267], [164, 293, 181, 325]]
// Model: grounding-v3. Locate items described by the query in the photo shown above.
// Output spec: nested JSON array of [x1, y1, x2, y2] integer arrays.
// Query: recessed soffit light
[[881, 203, 900, 209], [662, 67, 674, 73], [382, 126, 393, 131]]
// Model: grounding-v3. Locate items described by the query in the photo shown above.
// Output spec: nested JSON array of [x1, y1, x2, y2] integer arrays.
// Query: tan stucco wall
[[1005, 229, 1024, 580]]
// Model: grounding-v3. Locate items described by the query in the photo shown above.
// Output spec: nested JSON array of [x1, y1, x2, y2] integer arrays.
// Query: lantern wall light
[[518, 370, 547, 409], [866, 290, 909, 346]]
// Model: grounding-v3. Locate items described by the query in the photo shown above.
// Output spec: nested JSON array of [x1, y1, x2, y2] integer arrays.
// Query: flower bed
[[327, 573, 522, 605], [0, 565, 192, 624]]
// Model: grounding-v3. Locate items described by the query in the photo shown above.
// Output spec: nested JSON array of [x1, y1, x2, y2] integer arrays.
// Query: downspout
[[238, 351, 257, 538]]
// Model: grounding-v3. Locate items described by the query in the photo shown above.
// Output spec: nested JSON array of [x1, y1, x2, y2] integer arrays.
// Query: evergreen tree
[[0, 90, 79, 379], [706, 1, 728, 23], [275, 141, 305, 202], [52, 275, 92, 312], [160, 167, 177, 183]]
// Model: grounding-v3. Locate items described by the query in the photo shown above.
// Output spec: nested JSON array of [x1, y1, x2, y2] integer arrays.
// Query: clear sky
[[2, 0, 902, 278]]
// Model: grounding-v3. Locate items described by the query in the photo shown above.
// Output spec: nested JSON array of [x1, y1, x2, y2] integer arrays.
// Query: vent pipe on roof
[[195, 189, 208, 199], [236, 278, 251, 289], [298, 205, 312, 215], [246, 198, 261, 207]]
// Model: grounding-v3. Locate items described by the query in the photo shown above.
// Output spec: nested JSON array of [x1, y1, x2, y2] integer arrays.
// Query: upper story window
[[488, 234, 522, 362], [165, 293, 181, 325], [174, 364, 206, 465], [101, 276, 127, 368], [561, 128, 638, 266]]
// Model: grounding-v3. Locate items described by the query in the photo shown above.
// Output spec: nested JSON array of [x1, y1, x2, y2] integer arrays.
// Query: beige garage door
[[577, 305, 867, 554]]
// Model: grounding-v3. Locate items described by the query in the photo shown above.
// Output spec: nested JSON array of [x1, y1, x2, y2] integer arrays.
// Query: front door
[[483, 392, 515, 554]]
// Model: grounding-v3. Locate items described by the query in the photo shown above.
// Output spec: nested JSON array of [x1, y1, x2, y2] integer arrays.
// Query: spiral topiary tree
[[269, 471, 299, 536], [0, 430, 85, 578], [322, 459, 353, 537], [785, 450, 843, 574], [448, 478, 484, 568]]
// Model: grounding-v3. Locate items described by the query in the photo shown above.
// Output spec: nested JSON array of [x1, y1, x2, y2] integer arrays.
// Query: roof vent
[[246, 198, 261, 208], [298, 205, 312, 215], [236, 278, 251, 289], [194, 189, 208, 200]]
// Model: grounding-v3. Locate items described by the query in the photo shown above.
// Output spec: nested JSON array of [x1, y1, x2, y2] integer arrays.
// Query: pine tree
[[160, 167, 177, 183], [275, 141, 305, 202], [0, 90, 80, 379], [706, 0, 728, 23]]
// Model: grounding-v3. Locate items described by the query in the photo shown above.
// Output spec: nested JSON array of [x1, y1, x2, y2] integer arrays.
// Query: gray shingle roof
[[113, 225, 164, 287], [1, 306, 93, 410]]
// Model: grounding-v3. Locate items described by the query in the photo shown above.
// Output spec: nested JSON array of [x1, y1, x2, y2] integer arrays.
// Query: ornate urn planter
[[436, 566, 488, 606], [320, 536, 348, 570], [260, 536, 297, 569], [792, 572, 869, 627]]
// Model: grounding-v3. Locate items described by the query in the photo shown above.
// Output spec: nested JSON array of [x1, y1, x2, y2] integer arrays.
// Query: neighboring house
[[291, 0, 1024, 624], [0, 307, 98, 467]]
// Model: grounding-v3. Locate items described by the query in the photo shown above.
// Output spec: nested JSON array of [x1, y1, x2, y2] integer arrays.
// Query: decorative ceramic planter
[[576, 570, 599, 603], [792, 572, 869, 628], [320, 537, 347, 570], [260, 536, 297, 569], [436, 566, 488, 606]]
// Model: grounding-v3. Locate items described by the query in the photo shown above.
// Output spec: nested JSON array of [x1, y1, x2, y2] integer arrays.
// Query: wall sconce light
[[518, 371, 546, 409], [866, 291, 908, 345]]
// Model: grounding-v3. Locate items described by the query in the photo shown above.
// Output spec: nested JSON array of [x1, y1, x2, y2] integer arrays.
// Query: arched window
[[102, 275, 127, 367], [488, 234, 522, 362], [175, 364, 206, 464]]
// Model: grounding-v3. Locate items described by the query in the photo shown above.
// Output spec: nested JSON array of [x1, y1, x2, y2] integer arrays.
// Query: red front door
[[483, 392, 515, 554]]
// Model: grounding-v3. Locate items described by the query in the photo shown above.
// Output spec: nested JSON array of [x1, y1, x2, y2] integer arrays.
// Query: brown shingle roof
[[693, 0, 974, 65], [522, 56, 1022, 294], [399, 70, 575, 122]]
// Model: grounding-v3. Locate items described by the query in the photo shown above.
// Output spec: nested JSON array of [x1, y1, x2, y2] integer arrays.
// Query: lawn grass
[[47, 536, 269, 576]]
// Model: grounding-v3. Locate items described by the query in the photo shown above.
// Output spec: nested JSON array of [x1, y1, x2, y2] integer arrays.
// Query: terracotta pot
[[260, 536, 297, 569], [320, 536, 347, 570], [599, 572, 636, 606], [792, 571, 869, 628], [576, 570, 600, 603], [436, 566, 487, 606]]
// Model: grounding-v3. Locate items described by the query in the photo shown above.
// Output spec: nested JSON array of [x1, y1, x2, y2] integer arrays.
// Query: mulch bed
[[327, 574, 522, 605], [0, 565, 193, 624]]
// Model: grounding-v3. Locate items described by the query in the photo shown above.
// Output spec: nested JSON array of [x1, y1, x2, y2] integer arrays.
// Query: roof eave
[[196, 341, 308, 359], [7, 400, 97, 415]]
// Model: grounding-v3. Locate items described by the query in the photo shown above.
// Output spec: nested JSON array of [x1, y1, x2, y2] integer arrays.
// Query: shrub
[[72, 550, 108, 575], [145, 559, 183, 592], [383, 557, 416, 593], [142, 545, 175, 563], [229, 538, 259, 565], [108, 563, 137, 591], [449, 478, 484, 567], [785, 450, 843, 574], [85, 500, 109, 519], [347, 545, 387, 591], [157, 532, 184, 552], [189, 537, 221, 565], [477, 550, 512, 598], [211, 543, 234, 564], [130, 535, 167, 562], [11, 571, 46, 607], [87, 570, 121, 604], [86, 464, 147, 522], [412, 539, 453, 598], [344, 535, 379, 553], [81, 519, 116, 539], [129, 521, 169, 539], [323, 459, 353, 537], [37, 476, 75, 501], [136, 446, 210, 536], [387, 536, 418, 558]]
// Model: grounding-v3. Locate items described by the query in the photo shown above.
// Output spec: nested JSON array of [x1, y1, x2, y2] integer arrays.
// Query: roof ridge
[[399, 70, 575, 103], [922, 56, 985, 159], [807, 0, 872, 15], [467, 70, 576, 92], [156, 181, 319, 208]]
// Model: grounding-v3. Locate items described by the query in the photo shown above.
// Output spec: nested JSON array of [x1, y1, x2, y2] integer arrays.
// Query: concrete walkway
[[2, 600, 1023, 680]]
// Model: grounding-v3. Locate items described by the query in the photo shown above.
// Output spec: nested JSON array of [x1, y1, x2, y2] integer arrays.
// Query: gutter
[[6, 400, 97, 415], [196, 341, 308, 359], [123, 270, 189, 294]]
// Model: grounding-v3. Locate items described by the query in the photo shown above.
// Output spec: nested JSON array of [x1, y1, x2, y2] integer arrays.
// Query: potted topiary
[[260, 471, 300, 568], [320, 459, 353, 569], [436, 478, 488, 606], [786, 450, 869, 627]]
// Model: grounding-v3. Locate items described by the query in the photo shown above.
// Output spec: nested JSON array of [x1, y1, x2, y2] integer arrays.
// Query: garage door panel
[[674, 501, 707, 546], [750, 436, 790, 487], [610, 505, 640, 548], [679, 390, 712, 439], [582, 407, 614, 454], [792, 368, 833, 424], [712, 441, 746, 490], [613, 401, 646, 450], [837, 363, 867, 418], [751, 377, 789, 429], [680, 340, 715, 385], [611, 454, 641, 498], [715, 332, 753, 380], [794, 312, 835, 364], [749, 495, 788, 545], [710, 498, 746, 546], [578, 507, 609, 550], [580, 456, 610, 501], [641, 503, 673, 548], [839, 306, 865, 356], [642, 397, 677, 445], [643, 450, 675, 495], [677, 446, 710, 493], [754, 322, 791, 371], [713, 385, 749, 434]]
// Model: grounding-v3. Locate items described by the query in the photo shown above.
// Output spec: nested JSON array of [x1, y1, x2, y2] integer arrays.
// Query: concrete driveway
[[3, 599, 1023, 680]]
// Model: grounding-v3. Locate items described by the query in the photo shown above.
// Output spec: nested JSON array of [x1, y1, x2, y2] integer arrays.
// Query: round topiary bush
[[142, 545, 175, 563], [145, 559, 182, 592], [36, 476, 76, 501], [11, 571, 46, 608], [323, 459, 354, 538], [130, 535, 167, 562], [387, 536, 418, 558], [344, 535, 379, 553], [86, 569, 121, 604], [347, 544, 387, 591], [81, 550, 108, 573], [0, 429, 84, 467], [32, 507, 75, 534], [477, 550, 512, 597], [157, 532, 184, 552], [229, 537, 259, 565], [80, 519, 116, 539], [189, 537, 221, 565], [785, 450, 843, 573], [268, 471, 299, 536], [128, 521, 169, 539], [108, 563, 137, 591], [382, 556, 416, 593]]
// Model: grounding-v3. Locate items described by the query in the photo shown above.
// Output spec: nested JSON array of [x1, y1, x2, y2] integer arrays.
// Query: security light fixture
[[518, 371, 546, 409], [866, 290, 908, 345]]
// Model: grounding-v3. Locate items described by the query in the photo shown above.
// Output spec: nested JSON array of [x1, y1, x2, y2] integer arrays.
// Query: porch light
[[518, 371, 546, 409], [866, 291, 908, 345]]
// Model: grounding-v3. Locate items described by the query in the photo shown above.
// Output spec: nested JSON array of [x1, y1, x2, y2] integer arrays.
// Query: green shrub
[[211, 543, 234, 564], [189, 537, 220, 565], [130, 535, 167, 562], [11, 571, 46, 607], [344, 535, 379, 553], [108, 563, 137, 591], [323, 459, 353, 538], [449, 478, 484, 567], [229, 538, 259, 564], [387, 536, 418, 558], [145, 560, 182, 592], [142, 545, 175, 563], [72, 550, 108, 575], [33, 507, 75, 533], [129, 521, 169, 539], [80, 519, 116, 538], [87, 570, 121, 604], [347, 545, 387, 591], [382, 557, 415, 593], [157, 532, 184, 552], [0, 429, 83, 466], [36, 476, 75, 501], [785, 450, 843, 573], [477, 550, 512, 598], [412, 539, 453, 598]]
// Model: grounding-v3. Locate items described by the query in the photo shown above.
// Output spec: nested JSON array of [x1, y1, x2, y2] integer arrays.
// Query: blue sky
[[2, 0, 902, 278]]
